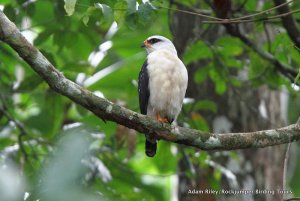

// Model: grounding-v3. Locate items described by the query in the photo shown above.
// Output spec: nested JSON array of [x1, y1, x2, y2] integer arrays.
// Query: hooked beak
[[141, 40, 151, 48]]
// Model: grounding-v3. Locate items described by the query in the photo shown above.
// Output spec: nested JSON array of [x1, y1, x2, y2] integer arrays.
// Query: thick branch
[[0, 11, 300, 150]]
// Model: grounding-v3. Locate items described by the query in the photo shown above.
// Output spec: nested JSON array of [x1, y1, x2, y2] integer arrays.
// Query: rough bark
[[1, 11, 299, 153]]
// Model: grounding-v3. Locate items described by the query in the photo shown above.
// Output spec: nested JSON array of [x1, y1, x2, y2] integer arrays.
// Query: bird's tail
[[145, 139, 157, 157]]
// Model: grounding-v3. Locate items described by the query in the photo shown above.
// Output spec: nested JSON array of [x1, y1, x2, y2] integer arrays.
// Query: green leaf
[[3, 5, 16, 22], [208, 67, 220, 81], [82, 15, 89, 26], [53, 31, 66, 50], [183, 41, 212, 65], [194, 100, 217, 113], [294, 68, 300, 84], [216, 36, 243, 56], [31, 0, 54, 24], [16, 75, 43, 92], [208, 68, 227, 94], [34, 29, 53, 46], [24, 92, 64, 138], [127, 0, 136, 14], [125, 13, 139, 29], [82, 7, 96, 26], [137, 2, 154, 24], [95, 3, 113, 21], [194, 67, 208, 83], [114, 1, 128, 24], [248, 51, 268, 81], [190, 112, 209, 131], [215, 79, 227, 95], [224, 57, 243, 69], [151, 0, 169, 7], [245, 1, 257, 11], [0, 0, 12, 4], [230, 78, 242, 87], [64, 0, 77, 16], [25, 2, 36, 17]]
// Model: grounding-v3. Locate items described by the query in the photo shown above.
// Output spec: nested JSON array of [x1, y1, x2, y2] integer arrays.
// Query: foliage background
[[0, 0, 300, 201]]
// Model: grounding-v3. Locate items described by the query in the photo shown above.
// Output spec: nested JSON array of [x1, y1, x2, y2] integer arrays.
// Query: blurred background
[[0, 0, 300, 201]]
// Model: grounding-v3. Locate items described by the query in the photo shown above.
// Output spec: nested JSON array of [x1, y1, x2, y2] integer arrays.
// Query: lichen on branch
[[0, 10, 300, 151]]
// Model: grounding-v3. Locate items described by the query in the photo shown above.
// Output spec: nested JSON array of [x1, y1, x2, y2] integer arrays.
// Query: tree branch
[[161, 0, 300, 24], [273, 0, 300, 49], [0, 11, 300, 151], [212, 0, 299, 84]]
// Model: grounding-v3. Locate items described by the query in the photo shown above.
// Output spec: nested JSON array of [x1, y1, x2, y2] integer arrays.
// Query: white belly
[[146, 49, 188, 121]]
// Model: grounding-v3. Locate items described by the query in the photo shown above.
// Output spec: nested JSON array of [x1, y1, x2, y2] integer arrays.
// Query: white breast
[[146, 49, 188, 121]]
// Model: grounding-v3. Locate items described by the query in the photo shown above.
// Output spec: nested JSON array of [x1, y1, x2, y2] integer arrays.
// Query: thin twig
[[267, 9, 300, 20], [0, 99, 28, 162], [229, 0, 294, 20], [202, 9, 300, 24], [202, 17, 279, 24], [160, 0, 299, 24], [159, 5, 223, 21]]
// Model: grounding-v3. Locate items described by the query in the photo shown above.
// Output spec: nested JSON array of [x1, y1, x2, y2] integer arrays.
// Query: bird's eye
[[148, 38, 161, 44]]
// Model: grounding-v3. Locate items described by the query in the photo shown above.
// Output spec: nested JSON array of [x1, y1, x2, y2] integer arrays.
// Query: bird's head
[[141, 35, 177, 55]]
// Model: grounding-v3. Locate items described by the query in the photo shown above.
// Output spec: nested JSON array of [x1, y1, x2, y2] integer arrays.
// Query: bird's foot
[[156, 112, 169, 123], [158, 117, 169, 123]]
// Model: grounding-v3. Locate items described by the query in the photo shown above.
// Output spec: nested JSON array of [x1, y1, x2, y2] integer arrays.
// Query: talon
[[156, 112, 168, 123]]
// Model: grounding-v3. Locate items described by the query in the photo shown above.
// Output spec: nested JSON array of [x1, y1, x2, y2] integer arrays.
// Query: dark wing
[[138, 59, 150, 115], [138, 60, 157, 157]]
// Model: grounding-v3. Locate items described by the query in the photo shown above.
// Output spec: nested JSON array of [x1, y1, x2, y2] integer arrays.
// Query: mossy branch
[[1, 11, 300, 150]]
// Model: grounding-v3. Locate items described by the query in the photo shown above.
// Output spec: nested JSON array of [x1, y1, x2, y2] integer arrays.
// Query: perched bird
[[138, 35, 188, 157]]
